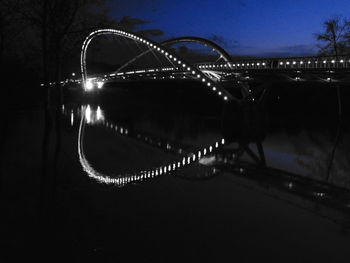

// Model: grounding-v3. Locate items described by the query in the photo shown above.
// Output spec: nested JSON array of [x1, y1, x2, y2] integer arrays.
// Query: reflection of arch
[[78, 106, 226, 187], [80, 29, 234, 101], [113, 36, 232, 74]]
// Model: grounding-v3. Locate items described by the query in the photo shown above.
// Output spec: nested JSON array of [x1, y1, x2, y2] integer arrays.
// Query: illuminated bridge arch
[[114, 36, 233, 74], [162, 36, 232, 63], [80, 29, 234, 101]]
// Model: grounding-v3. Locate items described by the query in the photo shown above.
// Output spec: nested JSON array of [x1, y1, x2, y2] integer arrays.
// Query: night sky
[[111, 0, 350, 57]]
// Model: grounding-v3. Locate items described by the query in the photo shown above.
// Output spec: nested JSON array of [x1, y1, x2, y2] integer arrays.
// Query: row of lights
[[102, 119, 228, 160], [280, 59, 350, 66], [199, 62, 267, 69], [83, 29, 230, 101], [92, 136, 224, 187], [79, 105, 347, 207], [197, 58, 350, 70], [79, 105, 226, 186]]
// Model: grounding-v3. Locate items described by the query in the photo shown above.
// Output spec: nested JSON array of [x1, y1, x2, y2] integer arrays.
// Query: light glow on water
[[77, 106, 226, 187]]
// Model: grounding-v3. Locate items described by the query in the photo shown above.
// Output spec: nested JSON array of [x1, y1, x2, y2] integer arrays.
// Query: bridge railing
[[196, 55, 350, 70]]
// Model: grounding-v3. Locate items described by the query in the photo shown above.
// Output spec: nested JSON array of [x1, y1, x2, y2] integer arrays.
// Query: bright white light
[[96, 81, 104, 89], [85, 80, 93, 91]]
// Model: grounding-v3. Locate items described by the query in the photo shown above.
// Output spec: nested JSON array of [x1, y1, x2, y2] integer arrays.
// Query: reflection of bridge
[[61, 104, 350, 225], [80, 29, 350, 101], [77, 105, 225, 187]]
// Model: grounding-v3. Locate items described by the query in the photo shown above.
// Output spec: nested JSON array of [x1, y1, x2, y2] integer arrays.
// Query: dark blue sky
[[110, 0, 350, 57]]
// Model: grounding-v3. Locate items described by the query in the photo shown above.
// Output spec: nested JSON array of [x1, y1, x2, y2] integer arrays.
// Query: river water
[[2, 80, 350, 262]]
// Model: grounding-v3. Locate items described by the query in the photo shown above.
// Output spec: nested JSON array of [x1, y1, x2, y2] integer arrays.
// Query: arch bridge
[[81, 29, 350, 102]]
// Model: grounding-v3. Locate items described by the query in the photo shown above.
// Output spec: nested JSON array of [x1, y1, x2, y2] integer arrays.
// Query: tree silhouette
[[315, 16, 350, 56], [6, 0, 115, 105]]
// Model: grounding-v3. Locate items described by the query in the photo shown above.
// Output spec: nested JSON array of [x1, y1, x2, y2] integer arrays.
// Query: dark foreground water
[[2, 80, 350, 262]]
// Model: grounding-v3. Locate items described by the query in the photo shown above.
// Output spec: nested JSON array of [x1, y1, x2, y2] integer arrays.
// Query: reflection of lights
[[78, 105, 226, 187], [313, 192, 326, 198], [70, 111, 74, 126], [85, 105, 92, 123], [96, 106, 103, 121], [84, 104, 104, 124]]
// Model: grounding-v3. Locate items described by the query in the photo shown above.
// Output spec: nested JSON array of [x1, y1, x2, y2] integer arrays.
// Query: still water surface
[[2, 82, 350, 261]]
